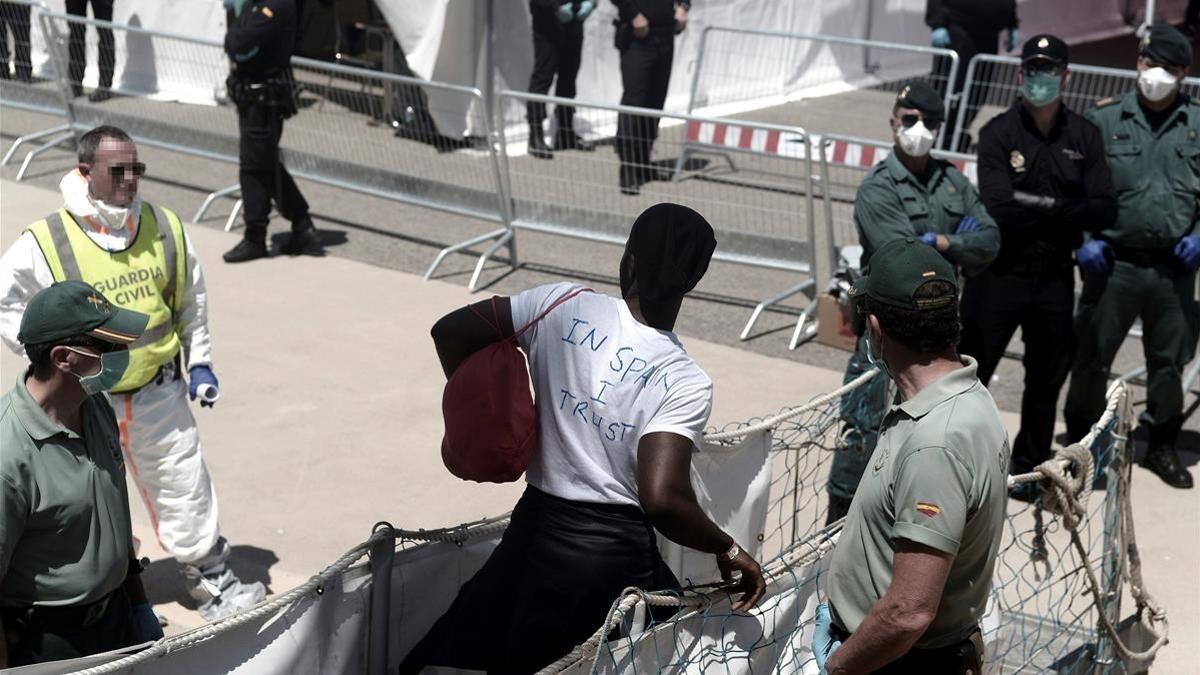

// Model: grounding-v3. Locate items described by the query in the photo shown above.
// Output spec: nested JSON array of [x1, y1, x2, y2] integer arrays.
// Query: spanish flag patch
[[915, 502, 940, 518]]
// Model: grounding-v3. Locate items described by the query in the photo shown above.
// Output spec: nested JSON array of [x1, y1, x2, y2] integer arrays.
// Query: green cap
[[1139, 23, 1192, 69], [18, 280, 149, 345], [849, 237, 958, 310], [895, 80, 945, 123]]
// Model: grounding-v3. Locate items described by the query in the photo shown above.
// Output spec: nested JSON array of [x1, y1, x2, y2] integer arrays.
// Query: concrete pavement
[[1, 178, 1195, 672]]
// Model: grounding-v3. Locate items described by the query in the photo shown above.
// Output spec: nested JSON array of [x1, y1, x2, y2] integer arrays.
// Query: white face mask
[[88, 193, 140, 232], [897, 120, 936, 157], [1138, 67, 1179, 103]]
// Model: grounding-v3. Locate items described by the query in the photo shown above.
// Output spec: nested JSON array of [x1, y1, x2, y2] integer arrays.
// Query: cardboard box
[[815, 293, 858, 352]]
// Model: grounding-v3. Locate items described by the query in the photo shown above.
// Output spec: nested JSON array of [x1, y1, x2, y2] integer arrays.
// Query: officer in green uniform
[[1063, 24, 1200, 489], [826, 81, 1001, 523], [0, 281, 162, 667], [813, 238, 1009, 673]]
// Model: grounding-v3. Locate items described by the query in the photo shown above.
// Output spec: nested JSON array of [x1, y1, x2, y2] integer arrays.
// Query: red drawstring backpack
[[441, 287, 592, 483]]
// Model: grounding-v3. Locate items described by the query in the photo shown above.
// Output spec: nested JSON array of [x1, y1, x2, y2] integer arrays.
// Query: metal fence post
[[949, 54, 981, 155], [367, 524, 395, 675], [937, 51, 960, 151]]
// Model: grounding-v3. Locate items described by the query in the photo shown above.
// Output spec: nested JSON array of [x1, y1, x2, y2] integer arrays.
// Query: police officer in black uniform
[[222, 0, 319, 263], [961, 34, 1116, 490], [612, 0, 689, 195], [526, 0, 597, 160]]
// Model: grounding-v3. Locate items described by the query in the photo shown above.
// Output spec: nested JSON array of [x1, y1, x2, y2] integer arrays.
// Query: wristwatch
[[724, 543, 741, 561]]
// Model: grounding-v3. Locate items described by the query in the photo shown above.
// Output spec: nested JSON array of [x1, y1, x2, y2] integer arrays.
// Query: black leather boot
[[281, 218, 320, 255], [528, 122, 553, 160], [223, 226, 268, 263]]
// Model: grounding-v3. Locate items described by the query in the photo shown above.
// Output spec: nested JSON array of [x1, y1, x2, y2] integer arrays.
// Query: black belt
[[993, 256, 1073, 276], [1110, 244, 1176, 268], [2, 590, 115, 632], [830, 623, 983, 674]]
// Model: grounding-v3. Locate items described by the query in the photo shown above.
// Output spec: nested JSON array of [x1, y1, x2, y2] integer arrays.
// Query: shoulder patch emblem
[[1010, 149, 1026, 172], [916, 502, 941, 518]]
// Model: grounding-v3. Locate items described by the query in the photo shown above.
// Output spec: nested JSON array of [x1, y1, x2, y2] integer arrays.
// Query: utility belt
[[113, 351, 182, 396], [226, 72, 298, 118], [1, 589, 117, 633], [1110, 244, 1176, 268], [830, 623, 983, 674]]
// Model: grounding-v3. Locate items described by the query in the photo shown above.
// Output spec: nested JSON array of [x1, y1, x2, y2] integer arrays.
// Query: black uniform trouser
[[933, 23, 999, 152], [616, 31, 674, 181], [237, 101, 309, 239], [0, 2, 31, 80], [960, 266, 1076, 475], [65, 0, 114, 91], [2, 591, 138, 666], [526, 6, 584, 128]]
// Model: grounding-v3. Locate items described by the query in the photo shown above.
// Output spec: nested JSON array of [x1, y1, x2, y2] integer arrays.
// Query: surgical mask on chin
[[897, 121, 935, 157], [864, 328, 893, 381], [1023, 73, 1061, 107], [1138, 67, 1179, 103], [64, 347, 130, 396], [88, 193, 140, 232]]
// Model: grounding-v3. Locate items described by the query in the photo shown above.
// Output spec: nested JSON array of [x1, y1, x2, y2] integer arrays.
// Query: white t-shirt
[[510, 282, 713, 507]]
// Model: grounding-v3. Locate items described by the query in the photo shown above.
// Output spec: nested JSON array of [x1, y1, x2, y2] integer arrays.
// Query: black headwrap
[[620, 203, 717, 308]]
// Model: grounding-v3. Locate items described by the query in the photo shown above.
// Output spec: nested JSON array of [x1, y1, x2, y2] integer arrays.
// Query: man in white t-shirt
[[402, 203, 767, 674]]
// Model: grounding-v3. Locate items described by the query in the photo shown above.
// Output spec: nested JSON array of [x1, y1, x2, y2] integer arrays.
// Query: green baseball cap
[[1140, 23, 1192, 69], [18, 280, 149, 345], [895, 80, 945, 123], [848, 237, 958, 310]]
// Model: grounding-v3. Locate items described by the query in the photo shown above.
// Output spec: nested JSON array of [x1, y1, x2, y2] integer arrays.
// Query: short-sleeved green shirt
[[828, 357, 1010, 649], [854, 153, 1000, 277], [1085, 91, 1200, 248], [0, 374, 132, 607]]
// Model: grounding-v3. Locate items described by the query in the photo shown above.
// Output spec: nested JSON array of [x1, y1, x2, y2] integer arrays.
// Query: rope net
[[544, 375, 1165, 674]]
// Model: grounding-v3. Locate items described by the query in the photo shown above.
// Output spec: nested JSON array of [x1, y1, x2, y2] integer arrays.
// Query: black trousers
[[616, 31, 674, 182], [2, 592, 138, 666], [237, 101, 309, 238], [960, 266, 1076, 475], [65, 0, 114, 91], [933, 23, 999, 152], [400, 485, 679, 675], [0, 1, 31, 80], [830, 623, 982, 673], [526, 5, 584, 127]]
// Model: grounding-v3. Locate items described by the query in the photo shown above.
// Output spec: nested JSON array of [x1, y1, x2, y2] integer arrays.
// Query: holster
[[226, 73, 298, 119]]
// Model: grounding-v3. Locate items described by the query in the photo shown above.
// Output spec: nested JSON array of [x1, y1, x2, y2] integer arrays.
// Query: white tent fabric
[[657, 430, 773, 588]]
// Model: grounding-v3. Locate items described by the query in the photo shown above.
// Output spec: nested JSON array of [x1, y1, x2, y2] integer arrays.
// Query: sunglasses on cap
[[898, 114, 941, 132], [108, 162, 146, 180]]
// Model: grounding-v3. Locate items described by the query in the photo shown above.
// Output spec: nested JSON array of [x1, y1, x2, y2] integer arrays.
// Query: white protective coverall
[[0, 171, 264, 618]]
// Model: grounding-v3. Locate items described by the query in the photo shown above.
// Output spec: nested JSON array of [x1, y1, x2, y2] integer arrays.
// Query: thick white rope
[[701, 369, 879, 443], [63, 517, 510, 675], [539, 524, 844, 674]]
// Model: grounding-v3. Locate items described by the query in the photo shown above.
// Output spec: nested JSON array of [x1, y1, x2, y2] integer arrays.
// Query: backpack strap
[[513, 287, 593, 340]]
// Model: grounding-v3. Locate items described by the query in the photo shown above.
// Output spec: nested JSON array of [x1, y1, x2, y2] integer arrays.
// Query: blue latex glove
[[1006, 28, 1020, 52], [919, 232, 939, 247], [556, 2, 574, 22], [132, 603, 164, 642], [813, 603, 843, 674], [1076, 240, 1113, 277], [576, 0, 595, 21], [931, 27, 951, 48], [188, 365, 220, 408], [1176, 235, 1200, 270], [955, 215, 981, 234]]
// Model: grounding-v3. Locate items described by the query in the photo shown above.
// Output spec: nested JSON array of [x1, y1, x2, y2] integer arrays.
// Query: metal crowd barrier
[[424, 90, 821, 345], [682, 26, 959, 149], [0, 0, 73, 175], [8, 11, 513, 265], [950, 53, 1200, 153]]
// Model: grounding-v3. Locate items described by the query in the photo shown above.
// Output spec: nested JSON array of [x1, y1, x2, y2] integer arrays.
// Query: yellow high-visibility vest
[[27, 204, 187, 392]]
